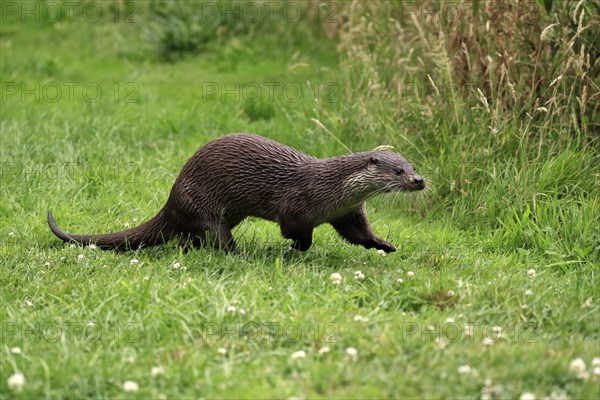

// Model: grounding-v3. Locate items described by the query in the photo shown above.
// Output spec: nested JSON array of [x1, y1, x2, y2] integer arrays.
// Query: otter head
[[357, 151, 425, 193]]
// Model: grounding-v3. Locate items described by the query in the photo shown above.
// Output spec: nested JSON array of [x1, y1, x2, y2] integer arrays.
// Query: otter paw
[[375, 240, 396, 253], [291, 239, 312, 252]]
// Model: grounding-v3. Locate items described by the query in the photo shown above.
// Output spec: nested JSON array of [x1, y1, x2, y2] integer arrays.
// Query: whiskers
[[377, 181, 434, 214]]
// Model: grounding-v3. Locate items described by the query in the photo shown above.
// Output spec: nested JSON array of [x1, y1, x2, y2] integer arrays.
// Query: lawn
[[1, 1, 598, 399]]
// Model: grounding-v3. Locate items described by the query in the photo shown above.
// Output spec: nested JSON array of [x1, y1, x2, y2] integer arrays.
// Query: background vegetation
[[1, 0, 598, 398]]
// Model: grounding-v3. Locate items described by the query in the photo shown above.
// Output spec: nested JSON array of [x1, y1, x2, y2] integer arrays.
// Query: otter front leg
[[329, 205, 396, 253], [279, 218, 314, 251]]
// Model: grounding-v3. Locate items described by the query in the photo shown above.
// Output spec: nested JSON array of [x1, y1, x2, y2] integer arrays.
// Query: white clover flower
[[123, 380, 139, 392], [482, 337, 494, 346], [354, 270, 365, 280], [88, 244, 97, 250], [173, 262, 181, 269], [8, 231, 15, 237], [291, 350, 306, 360], [592, 366, 600, 380], [396, 278, 404, 284], [10, 347, 21, 354], [70, 243, 76, 248], [77, 254, 85, 260], [548, 390, 568, 400], [87, 321, 95, 327], [25, 300, 33, 307], [226, 305, 236, 314], [445, 317, 455, 324], [345, 347, 358, 360], [330, 272, 342, 285], [151, 366, 165, 377], [217, 347, 227, 355], [143, 276, 150, 281], [569, 357, 588, 380], [527, 269, 536, 277], [447, 290, 455, 297], [376, 249, 386, 256], [592, 357, 600, 368], [44, 261, 51, 267], [481, 378, 493, 400], [569, 357, 586, 374], [458, 364, 472, 374], [406, 271, 415, 279], [525, 289, 533, 296], [130, 258, 139, 266], [238, 308, 247, 316], [353, 315, 367, 322], [318, 346, 330, 355], [519, 392, 536, 400], [124, 223, 130, 228], [7, 372, 25, 391], [581, 298, 592, 308]]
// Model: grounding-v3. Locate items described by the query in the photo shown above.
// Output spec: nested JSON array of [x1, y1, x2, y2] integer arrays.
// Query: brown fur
[[48, 133, 425, 252]]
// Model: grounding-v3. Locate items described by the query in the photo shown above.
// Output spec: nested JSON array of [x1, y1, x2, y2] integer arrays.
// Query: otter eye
[[395, 168, 405, 176]]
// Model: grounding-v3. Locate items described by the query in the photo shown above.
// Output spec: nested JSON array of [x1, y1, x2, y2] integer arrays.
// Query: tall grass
[[324, 0, 599, 262]]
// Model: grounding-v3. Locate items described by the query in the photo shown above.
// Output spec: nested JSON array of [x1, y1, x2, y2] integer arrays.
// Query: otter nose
[[413, 175, 425, 187]]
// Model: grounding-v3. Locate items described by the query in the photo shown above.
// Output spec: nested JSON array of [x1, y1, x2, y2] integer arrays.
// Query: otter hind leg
[[180, 224, 236, 253], [329, 205, 396, 253], [210, 223, 236, 252], [174, 208, 237, 252], [179, 234, 204, 252], [279, 217, 314, 251]]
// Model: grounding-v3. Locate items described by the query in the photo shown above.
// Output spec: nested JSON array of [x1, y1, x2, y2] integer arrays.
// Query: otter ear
[[369, 156, 380, 165]]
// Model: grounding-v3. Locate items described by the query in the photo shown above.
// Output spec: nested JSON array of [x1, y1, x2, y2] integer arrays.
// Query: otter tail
[[47, 210, 173, 250]]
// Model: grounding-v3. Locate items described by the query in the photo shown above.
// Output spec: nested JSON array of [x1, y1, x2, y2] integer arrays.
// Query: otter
[[48, 133, 425, 253]]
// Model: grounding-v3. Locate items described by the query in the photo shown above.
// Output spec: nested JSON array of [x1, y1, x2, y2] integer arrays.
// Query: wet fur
[[48, 133, 425, 252]]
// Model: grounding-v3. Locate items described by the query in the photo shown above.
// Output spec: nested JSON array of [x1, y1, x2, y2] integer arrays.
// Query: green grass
[[1, 2, 599, 399]]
